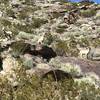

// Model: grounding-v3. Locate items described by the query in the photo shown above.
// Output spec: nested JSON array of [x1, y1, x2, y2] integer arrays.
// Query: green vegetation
[[0, 67, 100, 100], [53, 37, 79, 57], [42, 33, 54, 45], [0, 0, 100, 99], [80, 9, 97, 17]]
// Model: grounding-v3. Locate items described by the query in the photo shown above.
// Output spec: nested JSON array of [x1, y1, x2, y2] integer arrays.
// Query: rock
[[49, 57, 100, 78], [94, 19, 100, 26], [76, 18, 89, 25], [33, 56, 45, 63], [16, 31, 35, 40], [87, 47, 100, 61], [36, 63, 51, 69], [26, 68, 36, 75], [10, 41, 33, 58], [2, 54, 19, 72]]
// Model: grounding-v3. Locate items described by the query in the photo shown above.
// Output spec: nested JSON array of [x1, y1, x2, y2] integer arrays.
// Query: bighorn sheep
[[77, 45, 89, 59], [78, 45, 100, 61], [0, 57, 3, 70], [28, 43, 57, 61]]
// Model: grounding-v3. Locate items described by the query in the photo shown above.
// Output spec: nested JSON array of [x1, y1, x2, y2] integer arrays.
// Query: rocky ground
[[0, 0, 100, 99]]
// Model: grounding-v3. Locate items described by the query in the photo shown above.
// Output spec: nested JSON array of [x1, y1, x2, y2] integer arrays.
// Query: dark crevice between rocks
[[0, 57, 3, 71], [41, 69, 83, 82]]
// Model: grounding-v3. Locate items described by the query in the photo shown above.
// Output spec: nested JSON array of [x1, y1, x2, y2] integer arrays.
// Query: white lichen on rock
[[3, 54, 19, 72]]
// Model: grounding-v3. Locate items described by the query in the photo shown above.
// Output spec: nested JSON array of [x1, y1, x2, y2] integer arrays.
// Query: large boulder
[[87, 47, 100, 61], [2, 54, 19, 72], [49, 57, 100, 78]]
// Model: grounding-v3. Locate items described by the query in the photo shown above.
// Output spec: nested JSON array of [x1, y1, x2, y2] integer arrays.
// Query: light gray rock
[[87, 47, 100, 61], [49, 57, 100, 77], [2, 54, 19, 72]]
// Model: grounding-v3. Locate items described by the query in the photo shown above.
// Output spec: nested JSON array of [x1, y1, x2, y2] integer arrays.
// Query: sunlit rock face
[[49, 56, 100, 77], [2, 54, 19, 72], [87, 47, 100, 61]]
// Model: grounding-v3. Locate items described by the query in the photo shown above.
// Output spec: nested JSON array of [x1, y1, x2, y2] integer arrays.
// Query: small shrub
[[0, 18, 12, 27], [56, 27, 65, 33], [43, 33, 55, 45], [53, 37, 79, 57], [0, 67, 100, 100], [78, 37, 90, 47], [32, 18, 48, 28], [80, 9, 96, 17], [53, 40, 69, 56]]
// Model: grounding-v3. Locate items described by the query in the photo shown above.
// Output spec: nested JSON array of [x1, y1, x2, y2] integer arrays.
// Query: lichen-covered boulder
[[87, 47, 100, 61], [49, 56, 100, 78], [2, 54, 19, 72]]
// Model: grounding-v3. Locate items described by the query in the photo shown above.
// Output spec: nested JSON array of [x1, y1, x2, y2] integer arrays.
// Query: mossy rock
[[32, 18, 48, 28], [11, 41, 31, 57]]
